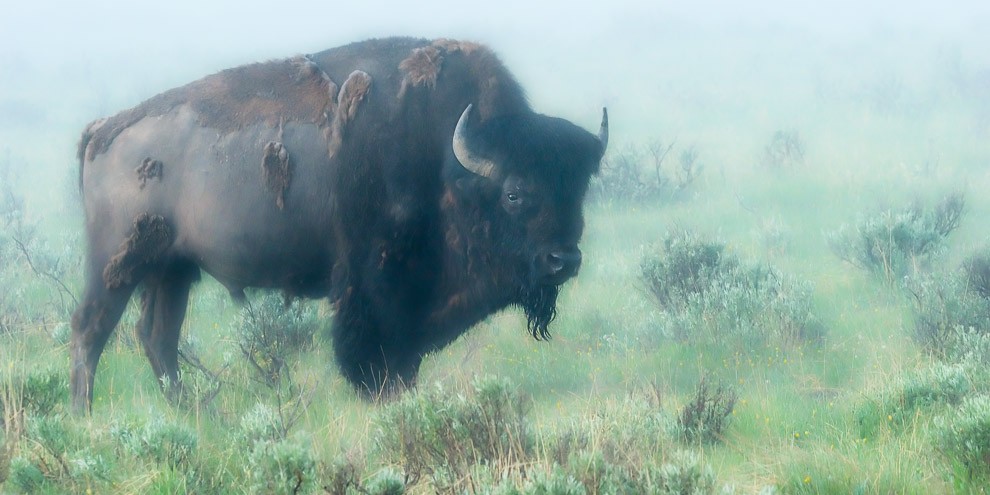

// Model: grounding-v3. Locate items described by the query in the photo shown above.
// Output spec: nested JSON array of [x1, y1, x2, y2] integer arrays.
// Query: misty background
[[5, 2, 990, 490], [2, 0, 990, 217]]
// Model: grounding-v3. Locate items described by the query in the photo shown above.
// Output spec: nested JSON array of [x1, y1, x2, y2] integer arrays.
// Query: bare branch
[[10, 232, 78, 308]]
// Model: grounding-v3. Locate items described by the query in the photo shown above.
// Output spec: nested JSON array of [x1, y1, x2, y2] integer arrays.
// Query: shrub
[[7, 415, 111, 492], [546, 395, 676, 468], [1, 367, 67, 428], [364, 467, 407, 495], [0, 161, 81, 322], [518, 466, 586, 495], [240, 403, 285, 445], [322, 456, 363, 495], [590, 146, 652, 203], [113, 418, 197, 467], [590, 141, 701, 205], [237, 292, 320, 388], [483, 449, 718, 495], [175, 336, 228, 411], [246, 435, 317, 495], [827, 193, 965, 284], [756, 216, 790, 257], [772, 456, 919, 494], [6, 455, 45, 493], [907, 266, 990, 360], [655, 450, 718, 495], [534, 394, 726, 494], [761, 130, 805, 170], [935, 394, 990, 477], [641, 230, 732, 311], [963, 249, 990, 299], [237, 292, 319, 438], [569, 450, 718, 495], [676, 146, 703, 193], [373, 377, 531, 490], [677, 378, 737, 444], [856, 363, 971, 438], [641, 230, 822, 346]]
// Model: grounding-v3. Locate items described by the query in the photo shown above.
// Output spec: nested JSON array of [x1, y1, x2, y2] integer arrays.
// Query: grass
[[3, 168, 980, 492]]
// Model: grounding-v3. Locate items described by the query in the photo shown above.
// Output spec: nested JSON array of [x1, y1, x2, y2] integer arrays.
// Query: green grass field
[[3, 23, 990, 494], [3, 167, 988, 493]]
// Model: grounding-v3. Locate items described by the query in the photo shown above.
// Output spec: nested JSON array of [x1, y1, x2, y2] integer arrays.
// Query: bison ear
[[453, 105, 499, 178]]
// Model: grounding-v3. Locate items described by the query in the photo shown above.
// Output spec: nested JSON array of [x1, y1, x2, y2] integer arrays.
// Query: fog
[[2, 0, 989, 210], [5, 3, 990, 489]]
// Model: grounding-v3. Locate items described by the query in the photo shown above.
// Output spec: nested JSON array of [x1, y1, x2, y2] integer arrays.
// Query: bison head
[[448, 105, 608, 339]]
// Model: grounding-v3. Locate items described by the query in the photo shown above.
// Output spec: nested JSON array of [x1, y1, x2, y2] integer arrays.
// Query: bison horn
[[453, 104, 498, 178], [598, 107, 609, 155]]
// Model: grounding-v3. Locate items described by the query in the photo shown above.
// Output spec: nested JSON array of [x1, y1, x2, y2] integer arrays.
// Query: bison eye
[[506, 192, 520, 203]]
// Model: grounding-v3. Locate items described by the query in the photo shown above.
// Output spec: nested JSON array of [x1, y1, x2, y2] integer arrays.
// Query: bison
[[71, 37, 607, 411]]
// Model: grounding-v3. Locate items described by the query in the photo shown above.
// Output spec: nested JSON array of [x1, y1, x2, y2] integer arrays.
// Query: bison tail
[[76, 118, 104, 192], [76, 131, 89, 191]]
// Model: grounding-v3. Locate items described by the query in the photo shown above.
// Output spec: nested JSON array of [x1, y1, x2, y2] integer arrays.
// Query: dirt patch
[[262, 141, 291, 209], [329, 70, 372, 156], [136, 158, 163, 189], [103, 214, 174, 289]]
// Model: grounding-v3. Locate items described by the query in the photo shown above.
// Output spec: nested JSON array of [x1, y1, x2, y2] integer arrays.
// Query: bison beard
[[518, 283, 560, 340]]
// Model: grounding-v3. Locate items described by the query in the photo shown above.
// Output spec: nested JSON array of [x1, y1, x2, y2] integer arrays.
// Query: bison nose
[[541, 247, 582, 282]]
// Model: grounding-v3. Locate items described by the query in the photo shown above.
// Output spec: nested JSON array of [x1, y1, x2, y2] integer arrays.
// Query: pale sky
[[4, 0, 988, 61]]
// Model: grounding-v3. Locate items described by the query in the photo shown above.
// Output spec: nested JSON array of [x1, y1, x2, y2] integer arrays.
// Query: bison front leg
[[331, 291, 423, 398]]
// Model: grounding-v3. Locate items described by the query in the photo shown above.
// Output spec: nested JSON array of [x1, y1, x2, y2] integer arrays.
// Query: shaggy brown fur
[[71, 38, 602, 410], [84, 56, 337, 161], [431, 38, 483, 55], [328, 70, 372, 156], [261, 141, 291, 209], [399, 45, 444, 91], [136, 158, 163, 189], [103, 214, 174, 289], [398, 39, 485, 96], [397, 39, 522, 120]]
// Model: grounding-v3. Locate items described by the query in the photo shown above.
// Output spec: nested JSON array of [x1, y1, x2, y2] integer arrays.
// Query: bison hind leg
[[71, 213, 179, 413], [70, 272, 139, 413], [136, 261, 200, 403]]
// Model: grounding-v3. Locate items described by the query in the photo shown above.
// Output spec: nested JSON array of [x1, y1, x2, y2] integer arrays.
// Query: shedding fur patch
[[398, 39, 486, 98], [136, 158, 163, 189], [103, 213, 174, 289], [396, 39, 512, 120], [328, 70, 372, 157], [85, 56, 338, 161], [399, 45, 444, 90], [262, 141, 291, 209], [431, 39, 483, 58]]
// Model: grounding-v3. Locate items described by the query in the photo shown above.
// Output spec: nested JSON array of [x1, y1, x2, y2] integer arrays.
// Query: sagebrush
[[828, 193, 965, 284], [641, 229, 822, 346]]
